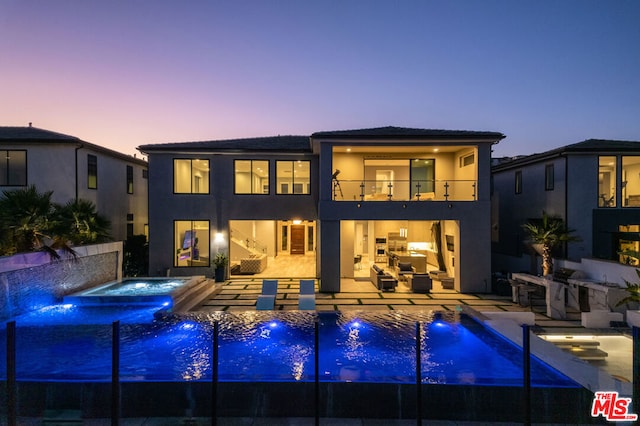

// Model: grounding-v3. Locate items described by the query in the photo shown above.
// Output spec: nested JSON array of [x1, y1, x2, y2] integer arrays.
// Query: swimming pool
[[1, 308, 595, 422]]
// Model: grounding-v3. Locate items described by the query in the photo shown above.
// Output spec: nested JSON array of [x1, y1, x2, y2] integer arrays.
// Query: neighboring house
[[0, 125, 149, 242], [139, 126, 504, 293], [491, 139, 640, 274]]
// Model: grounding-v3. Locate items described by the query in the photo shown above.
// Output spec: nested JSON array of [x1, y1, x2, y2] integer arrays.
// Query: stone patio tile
[[391, 305, 436, 311], [475, 294, 513, 301], [198, 306, 228, 312], [333, 293, 380, 299], [405, 302, 447, 309], [315, 294, 335, 299], [378, 293, 418, 299], [225, 306, 256, 312], [219, 300, 257, 306], [320, 299, 361, 305], [338, 305, 390, 311], [358, 299, 399, 305], [206, 294, 237, 300], [316, 305, 337, 311], [428, 293, 480, 300], [472, 306, 508, 312]]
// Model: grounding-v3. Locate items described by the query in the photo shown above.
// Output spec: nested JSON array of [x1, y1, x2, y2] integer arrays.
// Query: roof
[[492, 138, 640, 171], [0, 126, 82, 142], [311, 126, 505, 141], [0, 126, 147, 166], [138, 135, 311, 153]]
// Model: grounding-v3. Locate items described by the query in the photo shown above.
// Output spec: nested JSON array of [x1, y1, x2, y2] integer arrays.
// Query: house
[[0, 125, 149, 241], [491, 139, 640, 274], [138, 126, 504, 293]]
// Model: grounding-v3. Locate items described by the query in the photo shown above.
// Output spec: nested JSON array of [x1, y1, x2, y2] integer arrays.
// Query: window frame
[[276, 160, 311, 195], [126, 165, 134, 194], [234, 159, 270, 194], [173, 220, 210, 268], [88, 154, 98, 189], [173, 158, 210, 194], [0, 149, 27, 186], [545, 164, 554, 191]]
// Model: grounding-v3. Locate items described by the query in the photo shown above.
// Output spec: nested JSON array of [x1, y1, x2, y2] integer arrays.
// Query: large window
[[235, 160, 269, 194], [410, 158, 435, 196], [599, 156, 616, 207], [622, 156, 640, 207], [0, 150, 26, 186], [174, 220, 209, 267], [276, 160, 310, 194], [88, 154, 97, 189], [174, 159, 209, 194], [126, 165, 134, 194]]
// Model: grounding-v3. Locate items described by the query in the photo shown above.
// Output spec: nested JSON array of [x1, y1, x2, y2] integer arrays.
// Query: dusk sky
[[1, 0, 639, 158]]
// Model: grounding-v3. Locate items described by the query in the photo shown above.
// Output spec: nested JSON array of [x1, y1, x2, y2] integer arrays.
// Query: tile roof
[[492, 138, 640, 171], [138, 135, 311, 153], [0, 126, 82, 142], [311, 126, 505, 140]]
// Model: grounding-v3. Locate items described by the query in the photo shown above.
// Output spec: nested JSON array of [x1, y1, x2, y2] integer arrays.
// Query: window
[[410, 158, 435, 195], [235, 160, 269, 194], [127, 165, 134, 194], [0, 150, 27, 186], [599, 156, 616, 207], [174, 220, 209, 267], [622, 156, 640, 207], [174, 159, 209, 194], [545, 164, 554, 191], [142, 169, 148, 179], [88, 154, 97, 189], [277, 160, 310, 194], [515, 171, 522, 194], [460, 153, 475, 167]]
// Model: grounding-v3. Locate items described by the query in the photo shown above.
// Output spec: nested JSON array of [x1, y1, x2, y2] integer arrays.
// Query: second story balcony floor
[[332, 178, 478, 202]]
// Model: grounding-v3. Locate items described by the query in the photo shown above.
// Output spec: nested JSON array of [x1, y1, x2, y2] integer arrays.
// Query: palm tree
[[51, 199, 111, 245], [522, 211, 580, 276], [0, 185, 54, 254]]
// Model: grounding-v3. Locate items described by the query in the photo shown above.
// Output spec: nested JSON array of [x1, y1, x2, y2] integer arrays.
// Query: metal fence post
[[212, 320, 219, 426], [112, 320, 120, 426], [416, 321, 422, 426], [314, 319, 320, 426], [522, 324, 531, 426], [634, 326, 639, 417], [6, 321, 16, 426]]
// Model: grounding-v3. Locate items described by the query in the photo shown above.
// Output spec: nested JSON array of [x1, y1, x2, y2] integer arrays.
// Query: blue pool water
[[0, 306, 578, 387]]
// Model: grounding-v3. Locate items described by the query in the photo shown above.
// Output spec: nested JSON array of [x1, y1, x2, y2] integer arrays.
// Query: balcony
[[331, 179, 478, 201]]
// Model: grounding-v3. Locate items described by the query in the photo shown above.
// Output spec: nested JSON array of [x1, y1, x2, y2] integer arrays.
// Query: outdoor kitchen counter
[[566, 278, 628, 313], [511, 273, 567, 319]]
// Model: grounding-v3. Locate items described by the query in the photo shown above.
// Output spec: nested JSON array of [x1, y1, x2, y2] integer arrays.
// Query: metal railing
[[331, 179, 478, 201], [230, 227, 267, 254]]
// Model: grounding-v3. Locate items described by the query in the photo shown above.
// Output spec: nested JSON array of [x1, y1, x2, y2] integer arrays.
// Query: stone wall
[[0, 242, 123, 321]]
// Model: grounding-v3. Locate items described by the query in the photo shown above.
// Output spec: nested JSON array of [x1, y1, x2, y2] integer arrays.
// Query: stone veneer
[[0, 242, 123, 321]]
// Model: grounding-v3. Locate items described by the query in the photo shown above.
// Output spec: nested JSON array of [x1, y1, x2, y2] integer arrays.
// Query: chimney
[[28, 122, 32, 127]]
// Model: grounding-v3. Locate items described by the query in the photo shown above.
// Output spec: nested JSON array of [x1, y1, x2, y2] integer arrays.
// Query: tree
[[522, 211, 580, 276], [51, 199, 111, 245], [0, 185, 55, 254]]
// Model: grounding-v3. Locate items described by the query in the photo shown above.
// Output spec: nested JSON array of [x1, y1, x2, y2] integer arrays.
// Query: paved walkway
[[194, 277, 584, 329]]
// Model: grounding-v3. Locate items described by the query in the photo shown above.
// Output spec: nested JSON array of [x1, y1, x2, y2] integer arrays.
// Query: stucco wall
[[0, 242, 123, 321]]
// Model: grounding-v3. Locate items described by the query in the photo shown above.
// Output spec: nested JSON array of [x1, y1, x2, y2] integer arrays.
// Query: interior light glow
[[292, 219, 302, 225]]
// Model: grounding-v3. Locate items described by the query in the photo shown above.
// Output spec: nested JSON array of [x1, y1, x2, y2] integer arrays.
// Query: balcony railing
[[331, 179, 478, 201]]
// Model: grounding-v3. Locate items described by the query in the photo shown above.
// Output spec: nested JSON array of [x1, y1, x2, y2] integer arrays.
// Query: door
[[290, 225, 305, 254]]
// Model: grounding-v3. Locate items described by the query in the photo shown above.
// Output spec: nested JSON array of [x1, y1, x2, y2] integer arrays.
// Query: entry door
[[290, 225, 305, 254]]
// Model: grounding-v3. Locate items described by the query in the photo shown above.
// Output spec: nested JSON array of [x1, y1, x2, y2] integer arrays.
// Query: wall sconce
[[214, 232, 224, 243], [292, 219, 302, 225]]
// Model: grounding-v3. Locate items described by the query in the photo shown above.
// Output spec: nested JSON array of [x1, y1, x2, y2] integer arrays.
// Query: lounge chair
[[256, 279, 278, 310], [298, 279, 316, 310]]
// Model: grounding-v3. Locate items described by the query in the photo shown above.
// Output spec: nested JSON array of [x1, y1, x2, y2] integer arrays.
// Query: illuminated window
[[622, 156, 640, 207], [277, 160, 310, 194], [88, 154, 97, 189], [0, 150, 26, 186], [174, 159, 209, 194], [235, 160, 269, 194], [599, 156, 616, 207], [174, 220, 209, 267], [126, 165, 133, 194]]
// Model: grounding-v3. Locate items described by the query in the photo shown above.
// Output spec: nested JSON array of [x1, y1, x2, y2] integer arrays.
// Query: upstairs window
[[0, 150, 27, 186], [126, 165, 134, 194], [545, 164, 554, 191], [599, 156, 616, 207], [174, 159, 209, 194], [277, 160, 310, 194], [235, 160, 269, 194], [515, 171, 522, 194], [622, 156, 640, 207], [88, 154, 97, 189]]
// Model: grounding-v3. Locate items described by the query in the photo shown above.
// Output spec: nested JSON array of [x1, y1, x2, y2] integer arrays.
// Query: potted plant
[[522, 211, 580, 276], [213, 252, 228, 283], [616, 269, 640, 327]]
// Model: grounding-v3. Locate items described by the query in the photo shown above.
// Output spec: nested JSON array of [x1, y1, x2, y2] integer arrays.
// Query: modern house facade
[[491, 139, 640, 274], [139, 127, 505, 293], [0, 125, 149, 241]]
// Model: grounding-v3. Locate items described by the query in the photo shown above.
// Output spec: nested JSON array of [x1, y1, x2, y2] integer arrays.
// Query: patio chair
[[256, 279, 278, 310], [298, 279, 316, 310]]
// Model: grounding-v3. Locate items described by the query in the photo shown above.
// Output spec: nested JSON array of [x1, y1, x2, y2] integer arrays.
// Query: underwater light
[[62, 304, 74, 309], [348, 320, 362, 329], [179, 322, 197, 331], [162, 302, 170, 307], [269, 321, 278, 328]]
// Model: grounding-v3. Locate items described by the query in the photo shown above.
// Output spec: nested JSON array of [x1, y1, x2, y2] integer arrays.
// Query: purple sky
[[1, 0, 639, 158]]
